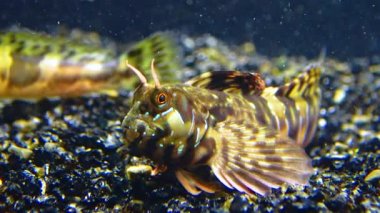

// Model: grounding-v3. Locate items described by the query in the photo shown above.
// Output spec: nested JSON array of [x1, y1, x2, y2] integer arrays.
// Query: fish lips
[[122, 116, 159, 154]]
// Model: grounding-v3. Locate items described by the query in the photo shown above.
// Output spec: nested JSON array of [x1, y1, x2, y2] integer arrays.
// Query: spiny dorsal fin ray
[[209, 122, 313, 196], [186, 71, 266, 95], [259, 64, 321, 147], [120, 32, 181, 84], [274, 64, 321, 98]]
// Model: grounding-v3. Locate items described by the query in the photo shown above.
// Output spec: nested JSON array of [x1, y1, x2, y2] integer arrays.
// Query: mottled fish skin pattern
[[122, 65, 321, 196], [0, 30, 179, 98]]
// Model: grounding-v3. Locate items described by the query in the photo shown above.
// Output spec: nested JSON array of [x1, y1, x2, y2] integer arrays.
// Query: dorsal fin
[[260, 64, 321, 148], [185, 71, 266, 95], [274, 64, 321, 98]]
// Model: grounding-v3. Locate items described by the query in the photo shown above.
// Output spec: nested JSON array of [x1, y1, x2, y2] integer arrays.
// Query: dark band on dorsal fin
[[186, 71, 266, 95]]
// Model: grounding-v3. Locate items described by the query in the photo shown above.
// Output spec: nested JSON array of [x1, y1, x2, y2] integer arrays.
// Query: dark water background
[[0, 0, 379, 60]]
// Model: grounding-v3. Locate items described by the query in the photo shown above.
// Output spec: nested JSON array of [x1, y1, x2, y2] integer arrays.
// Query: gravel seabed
[[0, 34, 379, 212]]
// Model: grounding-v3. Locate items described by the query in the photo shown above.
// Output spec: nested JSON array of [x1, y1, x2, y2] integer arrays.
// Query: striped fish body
[[122, 65, 321, 196], [0, 30, 179, 98]]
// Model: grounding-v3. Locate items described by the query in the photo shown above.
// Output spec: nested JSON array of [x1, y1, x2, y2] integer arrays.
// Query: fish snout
[[122, 116, 147, 143]]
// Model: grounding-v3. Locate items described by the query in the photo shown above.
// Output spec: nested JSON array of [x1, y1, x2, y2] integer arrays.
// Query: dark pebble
[[0, 101, 36, 123], [281, 199, 319, 213], [325, 194, 349, 212], [359, 137, 380, 153], [77, 150, 103, 168], [230, 195, 252, 212], [310, 190, 325, 202]]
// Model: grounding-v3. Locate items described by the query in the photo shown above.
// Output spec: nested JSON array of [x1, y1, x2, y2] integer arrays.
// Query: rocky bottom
[[0, 34, 379, 212]]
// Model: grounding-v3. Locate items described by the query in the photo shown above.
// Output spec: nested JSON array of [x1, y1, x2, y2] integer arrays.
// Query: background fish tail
[[118, 32, 182, 86]]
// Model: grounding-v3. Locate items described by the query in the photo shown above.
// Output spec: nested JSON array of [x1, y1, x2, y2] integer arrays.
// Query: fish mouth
[[122, 117, 148, 143], [122, 116, 161, 156]]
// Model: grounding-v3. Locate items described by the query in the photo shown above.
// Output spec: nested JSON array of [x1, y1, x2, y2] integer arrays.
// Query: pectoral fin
[[209, 122, 314, 196]]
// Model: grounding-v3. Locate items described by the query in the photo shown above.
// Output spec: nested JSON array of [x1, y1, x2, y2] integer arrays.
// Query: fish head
[[122, 84, 210, 165]]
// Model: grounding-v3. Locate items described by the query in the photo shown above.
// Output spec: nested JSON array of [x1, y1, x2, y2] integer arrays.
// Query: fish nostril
[[136, 122, 146, 133]]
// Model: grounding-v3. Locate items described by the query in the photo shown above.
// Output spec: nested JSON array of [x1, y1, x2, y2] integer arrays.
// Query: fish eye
[[156, 92, 167, 105]]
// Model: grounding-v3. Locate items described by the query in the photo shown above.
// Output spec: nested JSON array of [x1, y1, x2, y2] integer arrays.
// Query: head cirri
[[122, 60, 209, 166]]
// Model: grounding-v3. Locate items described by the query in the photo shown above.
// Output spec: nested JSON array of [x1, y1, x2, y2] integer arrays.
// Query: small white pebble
[[183, 37, 195, 49], [333, 88, 346, 104], [205, 36, 218, 47]]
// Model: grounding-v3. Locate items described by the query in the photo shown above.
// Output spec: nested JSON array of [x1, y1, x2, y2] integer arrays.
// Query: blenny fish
[[0, 29, 179, 98], [122, 61, 321, 195]]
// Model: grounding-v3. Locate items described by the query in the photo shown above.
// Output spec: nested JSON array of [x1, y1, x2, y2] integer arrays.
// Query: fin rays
[[175, 169, 219, 195], [210, 123, 314, 195], [186, 71, 266, 95]]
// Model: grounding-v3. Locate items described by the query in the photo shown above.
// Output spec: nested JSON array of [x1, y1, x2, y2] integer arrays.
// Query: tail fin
[[118, 32, 181, 84], [275, 64, 321, 99]]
